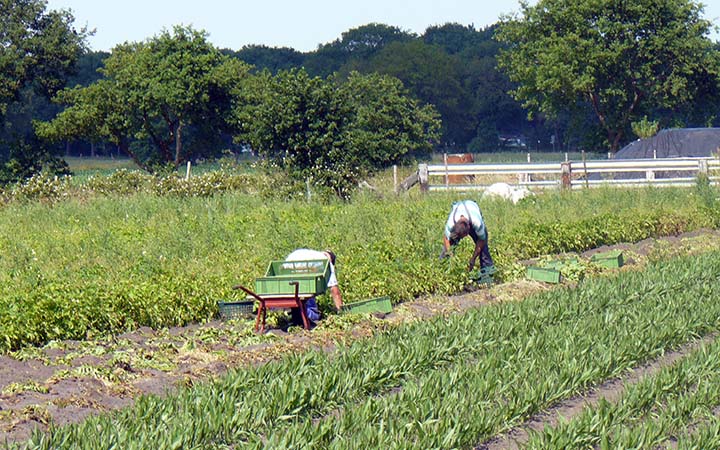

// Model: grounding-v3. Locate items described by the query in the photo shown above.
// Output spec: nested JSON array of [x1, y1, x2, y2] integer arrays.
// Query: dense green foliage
[[0, 181, 716, 352], [317, 23, 532, 150], [302, 23, 416, 77], [36, 27, 442, 197], [496, 0, 720, 150], [0, 0, 87, 116], [0, 0, 88, 182], [36, 26, 252, 172], [5, 4, 720, 179], [223, 45, 304, 74], [20, 249, 720, 448], [233, 69, 441, 197]]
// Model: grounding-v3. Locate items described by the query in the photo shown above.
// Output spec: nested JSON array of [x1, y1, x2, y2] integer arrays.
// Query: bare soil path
[[0, 229, 718, 446]]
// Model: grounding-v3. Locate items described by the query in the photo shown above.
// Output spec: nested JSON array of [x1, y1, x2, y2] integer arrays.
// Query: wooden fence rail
[[412, 157, 720, 191]]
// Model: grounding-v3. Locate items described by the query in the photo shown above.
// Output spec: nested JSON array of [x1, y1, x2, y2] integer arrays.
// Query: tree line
[[2, 0, 719, 195]]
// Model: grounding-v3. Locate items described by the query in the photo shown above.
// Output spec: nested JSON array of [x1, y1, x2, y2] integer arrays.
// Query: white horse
[[482, 182, 533, 204]]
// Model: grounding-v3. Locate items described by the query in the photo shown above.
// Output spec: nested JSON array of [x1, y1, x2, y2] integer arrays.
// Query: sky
[[43, 0, 533, 53], [44, 0, 720, 53]]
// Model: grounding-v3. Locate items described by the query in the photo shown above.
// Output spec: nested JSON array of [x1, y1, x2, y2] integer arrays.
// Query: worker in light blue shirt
[[440, 200, 494, 271]]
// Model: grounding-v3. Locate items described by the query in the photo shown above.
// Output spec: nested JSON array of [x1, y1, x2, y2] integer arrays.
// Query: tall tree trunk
[[117, 137, 152, 172], [611, 130, 624, 152], [174, 121, 183, 167], [605, 129, 624, 152], [143, 112, 173, 163]]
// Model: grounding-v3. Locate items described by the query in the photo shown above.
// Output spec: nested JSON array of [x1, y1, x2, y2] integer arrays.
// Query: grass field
[[63, 152, 607, 179]]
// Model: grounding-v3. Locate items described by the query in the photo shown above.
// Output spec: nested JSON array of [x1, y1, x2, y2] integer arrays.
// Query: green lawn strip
[[523, 337, 720, 449], [16, 250, 720, 449], [260, 254, 720, 448]]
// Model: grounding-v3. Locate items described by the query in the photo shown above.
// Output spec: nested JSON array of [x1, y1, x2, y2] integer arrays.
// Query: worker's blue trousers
[[291, 296, 321, 326], [480, 231, 494, 268]]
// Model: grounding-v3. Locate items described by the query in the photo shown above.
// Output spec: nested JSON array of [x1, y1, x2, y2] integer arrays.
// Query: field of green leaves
[[0, 168, 718, 352], [18, 247, 720, 448]]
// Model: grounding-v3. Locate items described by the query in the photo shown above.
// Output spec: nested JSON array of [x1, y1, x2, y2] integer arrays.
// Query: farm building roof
[[616, 127, 720, 159]]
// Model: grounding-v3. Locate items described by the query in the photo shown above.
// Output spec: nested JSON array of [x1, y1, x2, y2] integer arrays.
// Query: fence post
[[393, 164, 398, 193], [443, 153, 449, 188], [561, 161, 572, 189], [419, 164, 429, 192], [185, 161, 191, 180], [699, 159, 709, 177], [517, 152, 531, 185]]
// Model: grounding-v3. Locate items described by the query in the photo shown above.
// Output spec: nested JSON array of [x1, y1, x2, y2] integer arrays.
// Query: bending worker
[[440, 199, 494, 271], [285, 248, 343, 326]]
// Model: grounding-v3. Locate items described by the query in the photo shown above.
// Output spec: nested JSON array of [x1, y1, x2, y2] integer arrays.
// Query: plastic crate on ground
[[526, 266, 561, 284], [541, 257, 578, 269], [342, 297, 393, 314], [218, 300, 255, 320], [590, 250, 624, 269], [255, 259, 331, 296]]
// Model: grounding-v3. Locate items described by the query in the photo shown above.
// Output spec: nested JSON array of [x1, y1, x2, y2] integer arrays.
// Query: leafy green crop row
[[677, 416, 720, 449], [18, 249, 720, 449], [526, 336, 720, 449], [0, 183, 716, 351]]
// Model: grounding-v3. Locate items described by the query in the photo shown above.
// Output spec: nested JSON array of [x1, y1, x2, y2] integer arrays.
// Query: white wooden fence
[[417, 157, 720, 191]]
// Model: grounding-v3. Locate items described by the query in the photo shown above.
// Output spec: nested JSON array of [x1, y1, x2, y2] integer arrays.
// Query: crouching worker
[[285, 248, 343, 327], [440, 200, 494, 271]]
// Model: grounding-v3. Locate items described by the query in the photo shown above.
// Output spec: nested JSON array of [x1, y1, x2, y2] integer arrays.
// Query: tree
[[36, 79, 138, 164], [422, 23, 489, 55], [66, 50, 110, 87], [228, 45, 304, 74], [0, 0, 88, 117], [304, 23, 415, 77], [631, 116, 660, 139], [496, 0, 720, 151], [37, 26, 252, 171], [355, 40, 475, 147], [0, 0, 88, 182], [233, 69, 440, 198]]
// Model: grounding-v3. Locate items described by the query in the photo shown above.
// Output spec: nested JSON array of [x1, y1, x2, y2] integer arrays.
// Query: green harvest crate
[[255, 259, 331, 296], [218, 300, 255, 320], [526, 266, 561, 284], [591, 250, 624, 269], [342, 297, 393, 314], [541, 257, 578, 270]]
